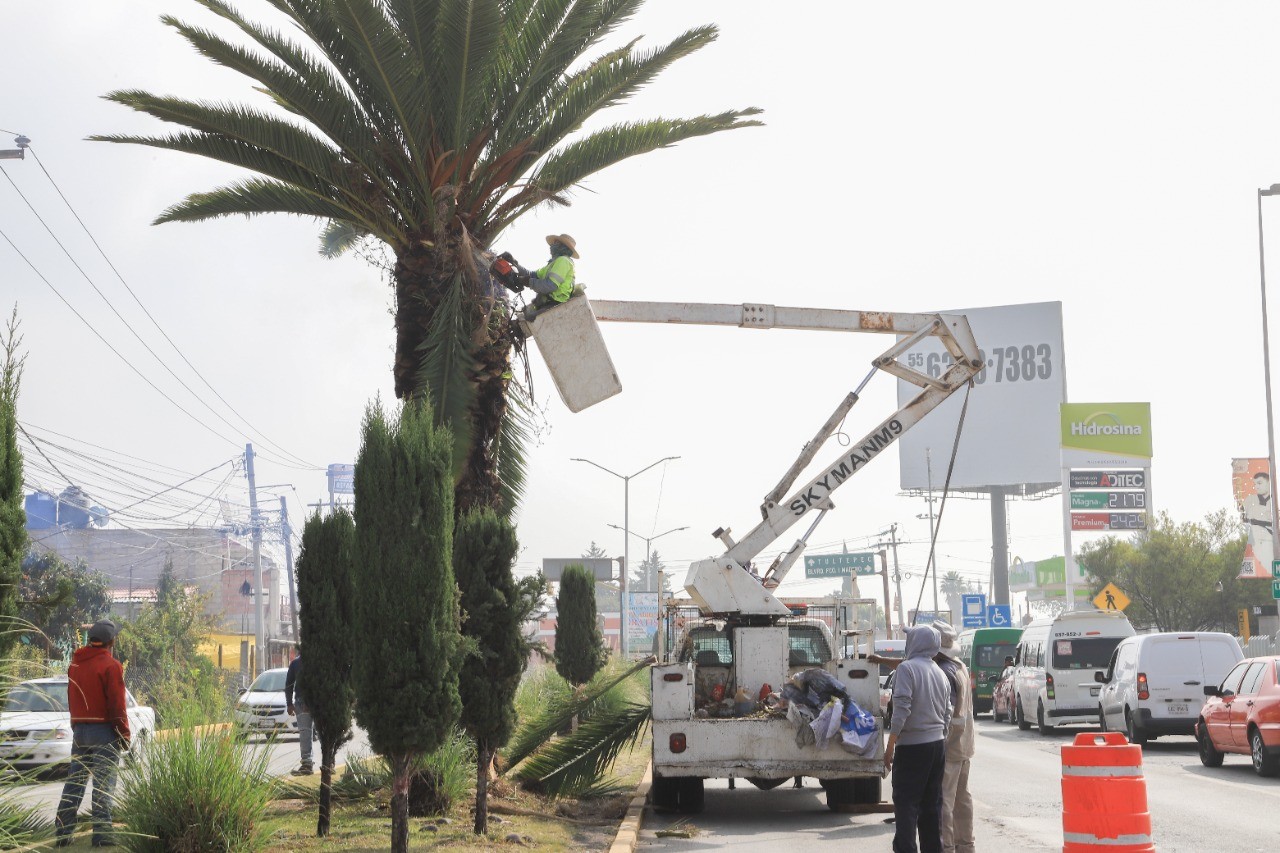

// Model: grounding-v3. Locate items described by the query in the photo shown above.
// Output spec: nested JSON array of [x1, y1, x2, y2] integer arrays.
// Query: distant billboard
[[1060, 403, 1152, 468], [541, 557, 615, 582], [897, 302, 1065, 491], [1232, 458, 1273, 579]]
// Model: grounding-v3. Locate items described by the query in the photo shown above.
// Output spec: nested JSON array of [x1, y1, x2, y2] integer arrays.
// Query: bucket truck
[[522, 297, 983, 813]]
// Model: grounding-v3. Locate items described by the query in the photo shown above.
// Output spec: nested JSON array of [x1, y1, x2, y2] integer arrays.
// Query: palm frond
[[413, 273, 478, 476], [503, 656, 651, 770], [513, 701, 650, 797], [319, 220, 371, 258], [144, 177, 359, 226], [496, 384, 534, 516], [433, 0, 505, 151]]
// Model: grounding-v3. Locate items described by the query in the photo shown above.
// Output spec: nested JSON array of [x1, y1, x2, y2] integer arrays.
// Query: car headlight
[[54, 726, 70, 740]]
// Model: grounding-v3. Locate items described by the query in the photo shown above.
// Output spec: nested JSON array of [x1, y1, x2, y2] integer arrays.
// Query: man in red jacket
[[56, 619, 130, 848]]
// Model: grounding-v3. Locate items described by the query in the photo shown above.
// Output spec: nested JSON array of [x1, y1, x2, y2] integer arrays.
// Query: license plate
[[1168, 703, 1188, 716], [255, 720, 278, 729]]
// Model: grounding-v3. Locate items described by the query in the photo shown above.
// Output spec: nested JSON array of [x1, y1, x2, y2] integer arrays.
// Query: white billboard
[[897, 301, 1065, 491]]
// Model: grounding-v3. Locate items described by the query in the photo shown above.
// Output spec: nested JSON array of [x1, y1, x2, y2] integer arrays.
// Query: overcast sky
[[6, 2, 1280, 618]]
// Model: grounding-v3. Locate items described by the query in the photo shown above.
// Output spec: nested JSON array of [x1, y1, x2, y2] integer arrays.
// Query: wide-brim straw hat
[[546, 233, 580, 259]]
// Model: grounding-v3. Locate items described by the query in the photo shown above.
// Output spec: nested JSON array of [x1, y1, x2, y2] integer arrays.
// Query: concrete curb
[[609, 761, 652, 853], [152, 722, 230, 741]]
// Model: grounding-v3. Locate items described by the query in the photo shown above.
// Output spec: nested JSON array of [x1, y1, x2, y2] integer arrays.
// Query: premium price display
[[1071, 513, 1147, 532]]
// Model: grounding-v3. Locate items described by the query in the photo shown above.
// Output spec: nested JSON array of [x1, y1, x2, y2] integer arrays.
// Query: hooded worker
[[885, 625, 952, 853], [522, 234, 579, 317], [933, 621, 975, 853]]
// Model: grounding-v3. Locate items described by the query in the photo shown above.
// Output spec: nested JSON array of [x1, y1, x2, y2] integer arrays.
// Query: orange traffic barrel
[[1060, 732, 1154, 853]]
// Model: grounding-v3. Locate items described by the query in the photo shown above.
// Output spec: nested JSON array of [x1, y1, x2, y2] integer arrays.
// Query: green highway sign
[[1274, 580, 1280, 600], [1273, 560, 1280, 580], [804, 552, 878, 578]]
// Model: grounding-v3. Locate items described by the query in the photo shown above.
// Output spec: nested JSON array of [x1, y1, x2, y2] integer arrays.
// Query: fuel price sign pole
[[1060, 404, 1153, 608]]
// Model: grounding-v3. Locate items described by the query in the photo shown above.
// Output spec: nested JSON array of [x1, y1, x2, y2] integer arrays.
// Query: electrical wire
[[24, 146, 316, 471]]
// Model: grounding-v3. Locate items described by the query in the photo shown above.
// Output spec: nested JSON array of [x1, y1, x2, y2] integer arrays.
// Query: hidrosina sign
[[1060, 403, 1153, 468]]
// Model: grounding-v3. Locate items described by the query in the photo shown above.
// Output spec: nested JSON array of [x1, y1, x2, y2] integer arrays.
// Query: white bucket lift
[[521, 296, 623, 412]]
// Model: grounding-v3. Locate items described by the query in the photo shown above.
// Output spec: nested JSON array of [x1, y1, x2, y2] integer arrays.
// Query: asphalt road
[[638, 717, 1280, 851], [3, 726, 372, 821]]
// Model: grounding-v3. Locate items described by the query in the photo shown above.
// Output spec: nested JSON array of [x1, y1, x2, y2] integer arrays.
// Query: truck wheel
[[1037, 701, 1053, 736], [678, 777, 705, 813], [852, 777, 881, 805], [1016, 700, 1031, 731], [651, 775, 679, 812], [1125, 710, 1147, 746], [823, 778, 857, 812]]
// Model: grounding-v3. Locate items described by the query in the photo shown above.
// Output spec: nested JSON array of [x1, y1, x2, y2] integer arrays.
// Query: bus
[[958, 627, 1023, 715]]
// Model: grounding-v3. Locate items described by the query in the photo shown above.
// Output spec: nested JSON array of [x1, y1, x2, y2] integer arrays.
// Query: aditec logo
[[1070, 412, 1144, 437]]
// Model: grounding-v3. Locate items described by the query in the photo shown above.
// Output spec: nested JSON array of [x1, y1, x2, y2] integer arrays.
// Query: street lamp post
[[1258, 184, 1280, 574], [605, 524, 690, 591], [571, 455, 679, 658]]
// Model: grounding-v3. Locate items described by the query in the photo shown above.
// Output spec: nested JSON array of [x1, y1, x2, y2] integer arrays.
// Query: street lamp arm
[[628, 455, 680, 479], [570, 457, 624, 479]]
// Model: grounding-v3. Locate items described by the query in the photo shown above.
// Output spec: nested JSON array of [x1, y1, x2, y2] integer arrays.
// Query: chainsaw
[[489, 251, 529, 294]]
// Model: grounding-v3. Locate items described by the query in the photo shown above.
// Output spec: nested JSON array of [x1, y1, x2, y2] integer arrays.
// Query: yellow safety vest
[[536, 256, 575, 303]]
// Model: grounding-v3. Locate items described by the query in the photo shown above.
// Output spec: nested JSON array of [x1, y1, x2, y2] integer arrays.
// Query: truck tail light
[[669, 733, 687, 754], [1137, 673, 1149, 700], [1046, 673, 1055, 700]]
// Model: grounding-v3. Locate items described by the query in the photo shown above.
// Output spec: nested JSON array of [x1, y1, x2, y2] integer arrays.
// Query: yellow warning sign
[[1094, 582, 1130, 612]]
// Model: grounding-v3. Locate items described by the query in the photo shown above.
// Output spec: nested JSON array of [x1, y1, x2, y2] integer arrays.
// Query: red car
[[991, 666, 1017, 724], [1196, 655, 1280, 777]]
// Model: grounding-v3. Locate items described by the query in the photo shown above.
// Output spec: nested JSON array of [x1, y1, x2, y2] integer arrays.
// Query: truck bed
[[652, 716, 884, 780]]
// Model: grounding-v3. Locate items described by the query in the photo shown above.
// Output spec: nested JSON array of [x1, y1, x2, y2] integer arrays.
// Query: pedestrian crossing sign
[[1094, 582, 1130, 612]]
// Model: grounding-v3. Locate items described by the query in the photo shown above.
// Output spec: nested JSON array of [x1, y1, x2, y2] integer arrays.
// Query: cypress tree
[[352, 400, 460, 853], [295, 508, 356, 837], [0, 309, 26, 656], [554, 564, 606, 687], [454, 508, 523, 835]]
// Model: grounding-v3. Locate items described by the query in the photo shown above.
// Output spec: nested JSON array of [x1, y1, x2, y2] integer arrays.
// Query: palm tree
[[940, 570, 970, 625], [93, 0, 760, 515]]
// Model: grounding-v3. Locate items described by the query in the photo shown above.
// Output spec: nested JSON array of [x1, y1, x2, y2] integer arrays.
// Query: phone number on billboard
[[908, 344, 1053, 385]]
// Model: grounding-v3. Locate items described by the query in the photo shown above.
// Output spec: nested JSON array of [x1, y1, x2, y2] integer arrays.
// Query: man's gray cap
[[87, 619, 118, 644]]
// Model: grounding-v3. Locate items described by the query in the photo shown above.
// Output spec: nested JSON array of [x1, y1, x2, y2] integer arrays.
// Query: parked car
[[991, 664, 1017, 723], [0, 677, 155, 772], [1095, 632, 1242, 744], [1012, 609, 1135, 734], [232, 667, 299, 738], [1196, 655, 1280, 777]]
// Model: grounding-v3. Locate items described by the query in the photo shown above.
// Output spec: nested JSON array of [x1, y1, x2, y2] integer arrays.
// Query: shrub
[[117, 715, 274, 852]]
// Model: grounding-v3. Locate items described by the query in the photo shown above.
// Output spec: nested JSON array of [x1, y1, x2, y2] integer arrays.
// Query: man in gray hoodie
[[884, 625, 953, 853]]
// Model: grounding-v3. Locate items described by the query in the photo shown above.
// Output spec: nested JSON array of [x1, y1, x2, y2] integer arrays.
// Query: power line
[[24, 146, 317, 471]]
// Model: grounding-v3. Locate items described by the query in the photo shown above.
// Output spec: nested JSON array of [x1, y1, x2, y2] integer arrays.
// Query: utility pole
[[245, 444, 265, 676], [280, 496, 300, 642], [888, 524, 906, 630]]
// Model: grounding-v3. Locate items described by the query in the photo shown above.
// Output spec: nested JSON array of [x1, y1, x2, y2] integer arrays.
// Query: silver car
[[232, 668, 299, 738]]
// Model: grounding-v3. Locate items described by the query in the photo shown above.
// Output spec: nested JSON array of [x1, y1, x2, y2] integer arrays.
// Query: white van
[[1013, 610, 1135, 734], [1095, 632, 1243, 744]]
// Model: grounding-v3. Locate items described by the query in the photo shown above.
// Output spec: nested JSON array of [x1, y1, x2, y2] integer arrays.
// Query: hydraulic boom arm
[[583, 300, 983, 616]]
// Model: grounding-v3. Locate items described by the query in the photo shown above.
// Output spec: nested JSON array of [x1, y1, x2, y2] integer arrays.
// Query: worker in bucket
[[521, 234, 579, 318]]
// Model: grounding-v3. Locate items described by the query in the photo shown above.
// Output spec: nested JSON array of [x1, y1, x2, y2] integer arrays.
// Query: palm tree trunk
[[392, 245, 513, 515]]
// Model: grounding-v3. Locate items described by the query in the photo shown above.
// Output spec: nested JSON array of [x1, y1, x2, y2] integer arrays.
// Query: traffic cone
[[1060, 732, 1154, 853]]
